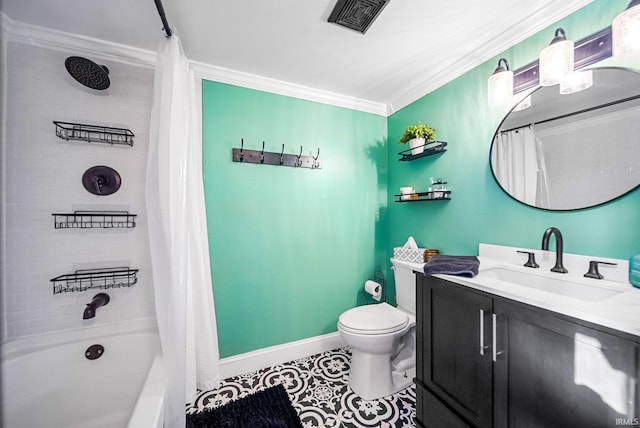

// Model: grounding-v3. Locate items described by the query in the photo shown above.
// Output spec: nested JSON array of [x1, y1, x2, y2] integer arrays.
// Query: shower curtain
[[146, 35, 220, 427], [492, 127, 547, 206]]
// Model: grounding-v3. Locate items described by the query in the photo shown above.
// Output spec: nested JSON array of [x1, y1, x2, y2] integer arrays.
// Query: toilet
[[337, 258, 423, 400]]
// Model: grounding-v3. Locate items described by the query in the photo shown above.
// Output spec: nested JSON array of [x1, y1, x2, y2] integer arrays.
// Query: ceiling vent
[[328, 0, 391, 34]]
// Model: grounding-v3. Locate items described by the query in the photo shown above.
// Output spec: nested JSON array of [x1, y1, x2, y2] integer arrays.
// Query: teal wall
[[204, 0, 640, 358], [202, 82, 387, 357], [387, 0, 640, 299]]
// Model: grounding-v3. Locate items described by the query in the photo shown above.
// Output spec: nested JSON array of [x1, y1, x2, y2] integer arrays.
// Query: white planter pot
[[409, 137, 425, 155]]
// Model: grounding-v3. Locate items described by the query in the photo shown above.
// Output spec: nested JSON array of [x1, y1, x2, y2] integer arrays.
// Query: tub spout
[[83, 293, 110, 319]]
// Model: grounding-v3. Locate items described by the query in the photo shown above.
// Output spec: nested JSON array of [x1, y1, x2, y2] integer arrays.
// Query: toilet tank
[[391, 258, 424, 315]]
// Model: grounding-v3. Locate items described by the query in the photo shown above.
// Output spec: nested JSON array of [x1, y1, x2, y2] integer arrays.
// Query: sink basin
[[481, 267, 624, 302]]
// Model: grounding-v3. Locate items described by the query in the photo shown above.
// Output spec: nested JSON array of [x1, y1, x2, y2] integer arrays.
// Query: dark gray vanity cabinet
[[416, 275, 493, 427], [416, 274, 639, 428]]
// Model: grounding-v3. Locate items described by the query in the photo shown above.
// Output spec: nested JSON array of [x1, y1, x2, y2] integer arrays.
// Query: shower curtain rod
[[154, 0, 172, 37], [500, 93, 640, 134]]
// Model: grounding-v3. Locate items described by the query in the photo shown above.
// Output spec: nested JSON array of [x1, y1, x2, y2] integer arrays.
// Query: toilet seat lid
[[338, 303, 408, 334]]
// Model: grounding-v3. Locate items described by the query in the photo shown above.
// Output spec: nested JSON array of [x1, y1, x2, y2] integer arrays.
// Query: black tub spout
[[83, 293, 110, 319]]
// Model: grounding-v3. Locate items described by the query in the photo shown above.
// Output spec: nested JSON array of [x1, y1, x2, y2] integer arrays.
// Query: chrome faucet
[[541, 227, 568, 273], [83, 293, 110, 319]]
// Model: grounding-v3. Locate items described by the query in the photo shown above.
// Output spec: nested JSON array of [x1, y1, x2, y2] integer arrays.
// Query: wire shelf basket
[[50, 267, 139, 295], [53, 121, 134, 147], [52, 211, 137, 229]]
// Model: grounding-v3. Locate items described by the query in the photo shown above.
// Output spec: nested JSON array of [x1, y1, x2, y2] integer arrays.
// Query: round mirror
[[490, 67, 640, 211]]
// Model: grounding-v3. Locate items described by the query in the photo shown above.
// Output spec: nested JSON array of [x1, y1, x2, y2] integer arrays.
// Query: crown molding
[[0, 12, 157, 68], [189, 60, 390, 116], [1, 12, 390, 116], [387, 0, 594, 114]]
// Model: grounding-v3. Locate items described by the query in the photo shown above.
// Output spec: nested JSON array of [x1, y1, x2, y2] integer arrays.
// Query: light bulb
[[539, 28, 574, 86], [487, 58, 513, 106], [559, 70, 593, 94], [613, 0, 640, 56]]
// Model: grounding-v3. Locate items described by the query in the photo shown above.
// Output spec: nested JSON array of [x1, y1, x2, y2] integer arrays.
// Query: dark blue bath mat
[[186, 384, 303, 428]]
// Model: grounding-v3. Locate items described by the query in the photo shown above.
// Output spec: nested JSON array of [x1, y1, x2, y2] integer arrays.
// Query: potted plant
[[398, 123, 436, 155]]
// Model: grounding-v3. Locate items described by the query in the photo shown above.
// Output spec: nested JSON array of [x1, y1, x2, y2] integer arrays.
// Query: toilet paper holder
[[365, 269, 388, 304], [372, 269, 385, 289]]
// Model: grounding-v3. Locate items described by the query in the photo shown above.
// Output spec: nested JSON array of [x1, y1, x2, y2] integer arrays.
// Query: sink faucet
[[83, 293, 110, 319], [541, 227, 568, 273]]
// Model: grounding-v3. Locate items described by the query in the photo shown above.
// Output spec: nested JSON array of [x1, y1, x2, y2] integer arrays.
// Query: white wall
[[2, 41, 155, 341]]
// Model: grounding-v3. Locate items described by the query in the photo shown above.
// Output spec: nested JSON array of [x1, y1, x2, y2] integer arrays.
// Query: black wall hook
[[280, 144, 285, 165], [260, 141, 265, 163], [312, 148, 320, 169], [239, 138, 245, 162], [296, 146, 303, 167]]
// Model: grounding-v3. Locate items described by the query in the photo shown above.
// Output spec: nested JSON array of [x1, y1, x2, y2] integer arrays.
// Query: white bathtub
[[1, 317, 165, 428]]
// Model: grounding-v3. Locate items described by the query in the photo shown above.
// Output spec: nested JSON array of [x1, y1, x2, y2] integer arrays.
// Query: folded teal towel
[[424, 255, 480, 278]]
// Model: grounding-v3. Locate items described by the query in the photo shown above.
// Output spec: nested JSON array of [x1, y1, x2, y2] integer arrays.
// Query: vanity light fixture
[[613, 0, 640, 56], [539, 28, 574, 86], [559, 70, 593, 94], [487, 58, 514, 106]]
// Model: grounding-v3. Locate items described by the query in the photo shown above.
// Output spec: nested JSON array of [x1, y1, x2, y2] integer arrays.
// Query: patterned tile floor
[[186, 347, 416, 427]]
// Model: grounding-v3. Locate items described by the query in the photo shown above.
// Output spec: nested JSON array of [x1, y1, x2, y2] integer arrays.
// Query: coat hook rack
[[232, 139, 321, 169]]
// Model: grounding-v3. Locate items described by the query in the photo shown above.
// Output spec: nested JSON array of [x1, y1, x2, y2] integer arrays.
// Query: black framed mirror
[[490, 67, 640, 211]]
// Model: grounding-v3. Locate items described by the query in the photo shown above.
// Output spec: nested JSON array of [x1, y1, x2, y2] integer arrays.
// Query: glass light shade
[[613, 2, 640, 56], [559, 70, 593, 94], [512, 95, 532, 111], [539, 39, 574, 86], [488, 69, 514, 106]]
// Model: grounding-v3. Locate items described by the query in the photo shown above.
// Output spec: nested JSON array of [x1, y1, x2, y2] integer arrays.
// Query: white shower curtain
[[492, 127, 541, 206], [146, 35, 220, 427]]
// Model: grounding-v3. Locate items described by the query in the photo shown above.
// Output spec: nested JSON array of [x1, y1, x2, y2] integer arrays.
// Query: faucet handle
[[517, 250, 540, 268], [584, 260, 617, 280]]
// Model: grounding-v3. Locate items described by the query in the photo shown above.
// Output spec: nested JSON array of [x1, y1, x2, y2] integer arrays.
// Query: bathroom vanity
[[414, 244, 640, 428]]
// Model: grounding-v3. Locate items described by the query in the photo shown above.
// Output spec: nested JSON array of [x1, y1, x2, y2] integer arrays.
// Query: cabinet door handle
[[492, 313, 503, 362], [480, 309, 489, 355]]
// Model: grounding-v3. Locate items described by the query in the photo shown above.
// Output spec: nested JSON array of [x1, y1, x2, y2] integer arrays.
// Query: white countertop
[[427, 244, 640, 338]]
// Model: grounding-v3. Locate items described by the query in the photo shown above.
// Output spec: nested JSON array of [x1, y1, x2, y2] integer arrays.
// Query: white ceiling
[[2, 0, 593, 113]]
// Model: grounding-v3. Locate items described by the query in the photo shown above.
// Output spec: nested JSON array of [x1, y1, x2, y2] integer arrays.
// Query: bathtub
[[1, 317, 165, 428]]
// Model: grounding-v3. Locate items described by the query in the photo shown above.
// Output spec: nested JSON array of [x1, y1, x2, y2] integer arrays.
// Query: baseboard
[[218, 332, 346, 379]]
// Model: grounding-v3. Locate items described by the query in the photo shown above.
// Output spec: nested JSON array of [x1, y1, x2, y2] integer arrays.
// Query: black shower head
[[65, 56, 111, 90]]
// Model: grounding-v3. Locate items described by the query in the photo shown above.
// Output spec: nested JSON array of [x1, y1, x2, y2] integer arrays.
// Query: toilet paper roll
[[364, 280, 382, 301]]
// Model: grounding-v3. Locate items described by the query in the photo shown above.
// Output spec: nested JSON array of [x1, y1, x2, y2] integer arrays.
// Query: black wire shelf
[[53, 121, 134, 147], [52, 211, 137, 229], [50, 267, 139, 295], [398, 141, 447, 161], [395, 190, 451, 202]]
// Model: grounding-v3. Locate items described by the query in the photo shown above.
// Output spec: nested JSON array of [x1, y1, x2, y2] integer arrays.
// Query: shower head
[[65, 56, 111, 90]]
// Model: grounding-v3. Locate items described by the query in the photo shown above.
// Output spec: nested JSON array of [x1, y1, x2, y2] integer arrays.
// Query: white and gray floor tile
[[186, 347, 416, 427]]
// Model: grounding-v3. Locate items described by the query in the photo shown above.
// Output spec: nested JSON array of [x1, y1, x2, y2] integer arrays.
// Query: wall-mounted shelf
[[398, 141, 447, 161], [52, 211, 137, 229], [50, 267, 139, 295], [395, 191, 451, 202], [53, 121, 134, 147]]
